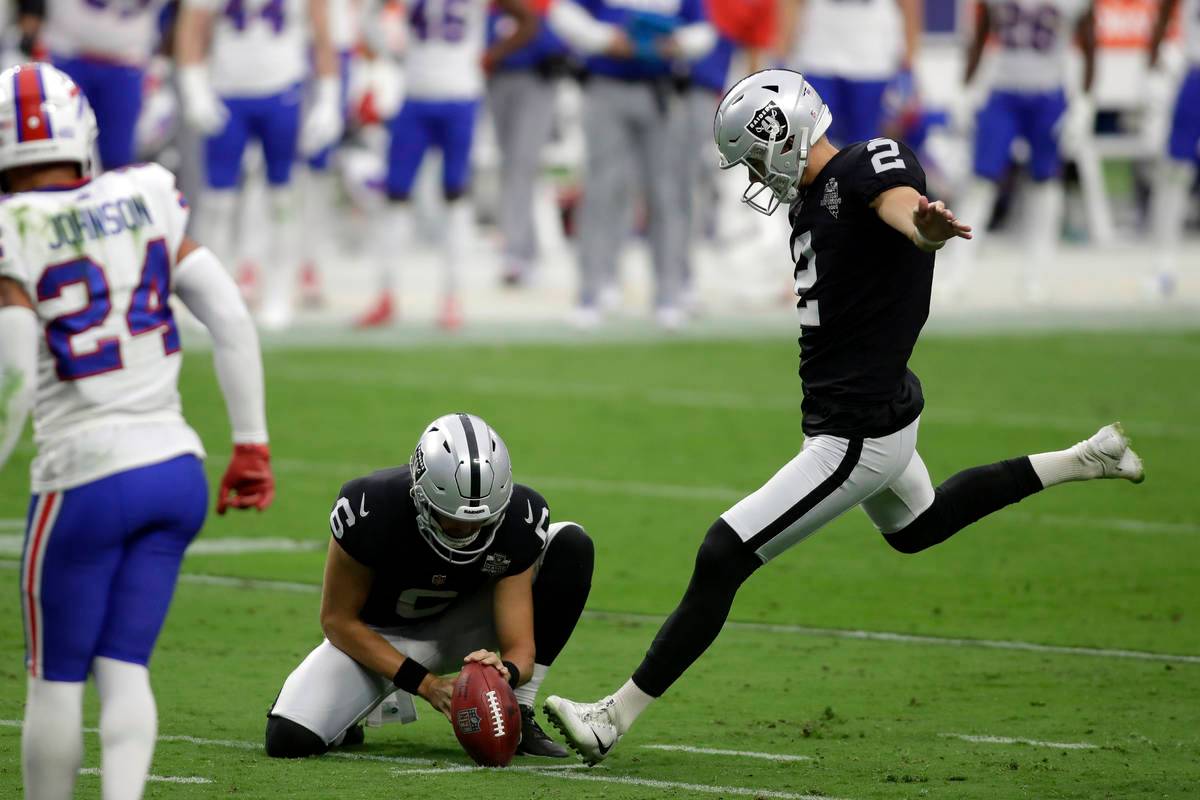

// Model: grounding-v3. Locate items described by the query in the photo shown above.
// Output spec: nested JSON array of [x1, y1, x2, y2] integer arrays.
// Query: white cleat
[[1076, 423, 1145, 484], [543, 695, 621, 765]]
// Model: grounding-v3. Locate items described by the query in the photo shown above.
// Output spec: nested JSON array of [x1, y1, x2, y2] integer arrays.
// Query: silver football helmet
[[714, 69, 832, 215], [409, 413, 514, 565]]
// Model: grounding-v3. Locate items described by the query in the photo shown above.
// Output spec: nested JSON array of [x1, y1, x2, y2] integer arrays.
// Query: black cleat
[[516, 704, 570, 758]]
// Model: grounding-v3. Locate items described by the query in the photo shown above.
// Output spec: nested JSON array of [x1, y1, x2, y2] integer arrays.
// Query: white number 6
[[867, 138, 905, 174]]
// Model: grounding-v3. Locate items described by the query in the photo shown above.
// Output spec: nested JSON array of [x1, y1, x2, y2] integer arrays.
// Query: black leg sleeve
[[265, 715, 328, 758], [884, 456, 1043, 554], [531, 523, 594, 666], [631, 519, 761, 698]]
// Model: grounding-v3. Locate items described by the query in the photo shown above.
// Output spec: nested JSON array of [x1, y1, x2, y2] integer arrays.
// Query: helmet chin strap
[[735, 129, 810, 216]]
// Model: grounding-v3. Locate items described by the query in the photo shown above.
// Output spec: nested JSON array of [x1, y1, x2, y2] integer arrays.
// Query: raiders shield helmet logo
[[746, 101, 789, 143], [413, 444, 427, 482]]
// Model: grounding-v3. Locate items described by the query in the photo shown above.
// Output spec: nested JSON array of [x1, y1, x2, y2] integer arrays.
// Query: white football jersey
[[184, 0, 309, 96], [41, 0, 168, 66], [0, 164, 205, 493], [403, 0, 490, 100], [794, 0, 903, 81], [984, 0, 1091, 92]]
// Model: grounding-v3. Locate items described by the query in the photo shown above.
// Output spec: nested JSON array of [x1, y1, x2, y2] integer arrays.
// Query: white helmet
[[0, 63, 97, 179], [409, 413, 514, 565], [714, 69, 832, 215]]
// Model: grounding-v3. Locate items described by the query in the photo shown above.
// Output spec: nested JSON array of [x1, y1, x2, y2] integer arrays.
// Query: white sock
[[300, 167, 337, 269], [1028, 444, 1092, 488], [442, 199, 471, 300], [93, 657, 156, 800], [373, 203, 413, 294], [514, 663, 548, 708], [1026, 180, 1063, 287], [22, 678, 84, 800], [261, 185, 300, 320], [1150, 159, 1196, 280], [941, 177, 996, 291], [610, 678, 655, 735], [195, 189, 238, 269]]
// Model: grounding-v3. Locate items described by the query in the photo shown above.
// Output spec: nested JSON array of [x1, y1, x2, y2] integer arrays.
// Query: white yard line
[[939, 733, 1098, 750], [1, 562, 1196, 666], [77, 767, 213, 784], [272, 456, 1198, 537], [0, 518, 25, 531], [0, 534, 319, 557], [389, 764, 592, 775], [268, 366, 1200, 440], [641, 744, 810, 761]]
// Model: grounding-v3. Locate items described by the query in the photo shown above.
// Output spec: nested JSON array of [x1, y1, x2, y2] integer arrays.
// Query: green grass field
[[2, 329, 1199, 799]]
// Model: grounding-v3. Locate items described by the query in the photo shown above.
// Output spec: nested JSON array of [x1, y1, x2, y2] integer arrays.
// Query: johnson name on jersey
[[329, 466, 549, 627], [985, 0, 1091, 92], [787, 138, 933, 440], [0, 163, 203, 492]]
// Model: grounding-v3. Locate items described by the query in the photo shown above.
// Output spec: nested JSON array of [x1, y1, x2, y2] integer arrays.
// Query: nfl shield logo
[[745, 102, 789, 143]]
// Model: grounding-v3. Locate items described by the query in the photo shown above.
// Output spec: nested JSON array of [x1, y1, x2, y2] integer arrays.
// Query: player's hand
[[463, 649, 510, 683], [300, 77, 344, 157], [605, 29, 635, 59], [418, 674, 455, 721], [216, 443, 275, 514], [178, 66, 229, 136], [1057, 94, 1094, 156], [912, 195, 972, 251]]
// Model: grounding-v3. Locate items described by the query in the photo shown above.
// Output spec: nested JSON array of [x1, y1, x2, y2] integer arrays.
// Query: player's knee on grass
[[264, 715, 328, 758]]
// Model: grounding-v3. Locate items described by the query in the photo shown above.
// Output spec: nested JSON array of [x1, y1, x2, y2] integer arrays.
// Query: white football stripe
[[940, 733, 1098, 750], [524, 769, 846, 800], [77, 767, 213, 784], [641, 744, 810, 761]]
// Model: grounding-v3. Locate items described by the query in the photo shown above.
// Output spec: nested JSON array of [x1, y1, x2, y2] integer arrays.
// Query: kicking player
[[0, 63, 274, 800], [176, 0, 343, 329], [942, 0, 1096, 301], [543, 70, 1144, 764], [265, 413, 592, 758], [1146, 0, 1199, 298], [356, 0, 537, 329]]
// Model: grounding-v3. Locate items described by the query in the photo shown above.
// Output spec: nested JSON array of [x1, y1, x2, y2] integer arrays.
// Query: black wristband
[[393, 658, 430, 695], [501, 660, 520, 689]]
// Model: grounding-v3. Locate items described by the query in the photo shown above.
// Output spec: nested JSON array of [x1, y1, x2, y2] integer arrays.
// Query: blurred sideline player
[[265, 413, 592, 759], [676, 0, 777, 310], [176, 0, 343, 329], [779, 0, 922, 145], [548, 0, 715, 329], [488, 0, 569, 288], [300, 0, 366, 307], [356, 0, 537, 329], [1146, 0, 1199, 297], [942, 0, 1096, 301], [0, 63, 274, 800], [544, 70, 1144, 764], [32, 0, 169, 168]]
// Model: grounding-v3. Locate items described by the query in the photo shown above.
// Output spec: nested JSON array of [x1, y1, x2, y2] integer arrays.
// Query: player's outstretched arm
[[872, 186, 972, 253], [478, 566, 536, 688], [319, 540, 455, 719], [0, 278, 37, 473], [485, 0, 539, 71], [172, 237, 274, 513]]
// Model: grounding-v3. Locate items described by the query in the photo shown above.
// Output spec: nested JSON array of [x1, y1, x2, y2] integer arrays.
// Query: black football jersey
[[329, 466, 549, 628], [787, 138, 934, 439]]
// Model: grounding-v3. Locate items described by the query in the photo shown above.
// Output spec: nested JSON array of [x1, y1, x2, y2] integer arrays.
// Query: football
[[451, 662, 521, 767]]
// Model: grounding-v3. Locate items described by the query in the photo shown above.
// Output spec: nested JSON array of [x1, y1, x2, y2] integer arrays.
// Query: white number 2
[[867, 138, 905, 174], [791, 230, 820, 327]]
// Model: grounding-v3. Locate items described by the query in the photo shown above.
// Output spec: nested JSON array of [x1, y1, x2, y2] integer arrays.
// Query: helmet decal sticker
[[745, 101, 788, 143]]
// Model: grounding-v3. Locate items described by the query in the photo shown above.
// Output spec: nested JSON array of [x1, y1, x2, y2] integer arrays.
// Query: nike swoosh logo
[[359, 495, 370, 517], [592, 730, 612, 756], [524, 499, 533, 524]]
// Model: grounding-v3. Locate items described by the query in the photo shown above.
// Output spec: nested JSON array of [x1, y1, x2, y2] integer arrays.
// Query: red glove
[[217, 443, 275, 514]]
